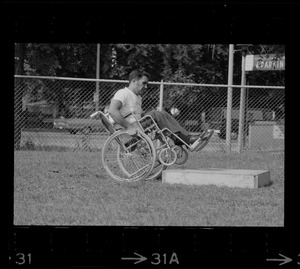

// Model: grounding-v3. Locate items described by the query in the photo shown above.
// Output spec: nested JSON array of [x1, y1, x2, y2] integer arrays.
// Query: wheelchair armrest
[[91, 110, 140, 134], [98, 111, 116, 134], [123, 112, 138, 120], [90, 111, 102, 119]]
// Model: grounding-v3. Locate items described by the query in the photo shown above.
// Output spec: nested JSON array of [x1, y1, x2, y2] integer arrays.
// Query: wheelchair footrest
[[190, 130, 214, 152]]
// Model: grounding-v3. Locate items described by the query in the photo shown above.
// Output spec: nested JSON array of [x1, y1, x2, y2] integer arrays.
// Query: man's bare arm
[[108, 99, 140, 136], [108, 99, 131, 128]]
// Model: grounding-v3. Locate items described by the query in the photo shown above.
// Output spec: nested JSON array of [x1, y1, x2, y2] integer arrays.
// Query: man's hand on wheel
[[125, 125, 138, 136]]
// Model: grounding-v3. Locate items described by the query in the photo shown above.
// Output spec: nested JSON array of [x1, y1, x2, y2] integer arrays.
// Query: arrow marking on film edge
[[266, 253, 292, 266], [121, 252, 147, 264]]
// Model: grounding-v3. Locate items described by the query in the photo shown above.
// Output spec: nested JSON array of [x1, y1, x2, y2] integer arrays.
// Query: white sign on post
[[245, 54, 285, 71]]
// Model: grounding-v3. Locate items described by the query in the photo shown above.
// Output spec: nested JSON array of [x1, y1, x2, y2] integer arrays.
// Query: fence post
[[158, 79, 164, 111], [226, 44, 234, 153], [237, 49, 247, 153], [95, 43, 100, 111]]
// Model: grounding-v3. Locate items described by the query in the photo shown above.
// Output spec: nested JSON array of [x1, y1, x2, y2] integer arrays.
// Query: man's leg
[[146, 110, 189, 135], [145, 110, 201, 145]]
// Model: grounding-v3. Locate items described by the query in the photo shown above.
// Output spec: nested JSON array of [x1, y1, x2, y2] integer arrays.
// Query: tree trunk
[[14, 43, 26, 150]]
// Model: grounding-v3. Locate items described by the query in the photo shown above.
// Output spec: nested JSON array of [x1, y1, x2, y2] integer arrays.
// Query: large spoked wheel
[[102, 130, 156, 182]]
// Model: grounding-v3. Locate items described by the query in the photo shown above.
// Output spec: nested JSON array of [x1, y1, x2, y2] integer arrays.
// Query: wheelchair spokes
[[158, 147, 177, 166], [102, 130, 156, 182]]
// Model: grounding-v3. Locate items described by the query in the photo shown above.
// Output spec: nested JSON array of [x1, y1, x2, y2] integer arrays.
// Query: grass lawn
[[14, 150, 284, 226]]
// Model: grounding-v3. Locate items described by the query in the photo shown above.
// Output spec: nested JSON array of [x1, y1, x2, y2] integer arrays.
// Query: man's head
[[128, 69, 150, 96]]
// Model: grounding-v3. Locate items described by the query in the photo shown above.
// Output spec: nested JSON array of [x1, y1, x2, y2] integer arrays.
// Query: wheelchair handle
[[90, 111, 102, 119]]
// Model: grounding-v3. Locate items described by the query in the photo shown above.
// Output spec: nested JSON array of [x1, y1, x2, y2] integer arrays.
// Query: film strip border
[[8, 227, 300, 268], [6, 2, 292, 42]]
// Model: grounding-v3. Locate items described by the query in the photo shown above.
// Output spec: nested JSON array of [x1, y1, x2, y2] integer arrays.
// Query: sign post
[[158, 80, 164, 111], [226, 44, 234, 153], [240, 52, 285, 153], [238, 49, 247, 153]]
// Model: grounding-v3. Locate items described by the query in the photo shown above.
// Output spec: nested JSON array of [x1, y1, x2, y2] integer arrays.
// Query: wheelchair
[[90, 110, 214, 182]]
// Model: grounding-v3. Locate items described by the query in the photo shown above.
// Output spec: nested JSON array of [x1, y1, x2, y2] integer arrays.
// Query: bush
[[22, 138, 36, 150]]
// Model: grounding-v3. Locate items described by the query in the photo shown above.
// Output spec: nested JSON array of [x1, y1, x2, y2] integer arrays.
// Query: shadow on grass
[[19, 145, 101, 152], [263, 180, 274, 188]]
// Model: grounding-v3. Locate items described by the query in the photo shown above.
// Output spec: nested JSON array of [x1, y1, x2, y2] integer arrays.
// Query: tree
[[15, 43, 285, 122], [110, 44, 165, 81]]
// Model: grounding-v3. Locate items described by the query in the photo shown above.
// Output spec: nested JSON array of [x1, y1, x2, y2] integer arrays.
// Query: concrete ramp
[[162, 168, 270, 188]]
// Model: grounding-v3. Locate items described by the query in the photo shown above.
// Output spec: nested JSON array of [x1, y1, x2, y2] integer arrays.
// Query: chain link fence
[[245, 86, 284, 151], [14, 76, 160, 152], [162, 82, 284, 152], [14, 76, 285, 153]]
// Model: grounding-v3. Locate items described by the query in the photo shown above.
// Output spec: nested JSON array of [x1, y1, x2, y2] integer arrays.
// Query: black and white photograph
[[14, 43, 285, 226], [8, 2, 298, 268]]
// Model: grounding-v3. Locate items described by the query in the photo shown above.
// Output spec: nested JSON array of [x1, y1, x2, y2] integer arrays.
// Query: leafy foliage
[[15, 43, 285, 114], [15, 43, 284, 83]]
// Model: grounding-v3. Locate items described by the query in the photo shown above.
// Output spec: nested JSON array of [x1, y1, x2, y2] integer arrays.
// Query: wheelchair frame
[[90, 110, 213, 182]]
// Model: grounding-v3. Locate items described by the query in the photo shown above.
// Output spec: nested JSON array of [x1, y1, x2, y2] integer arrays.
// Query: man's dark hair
[[128, 70, 150, 83]]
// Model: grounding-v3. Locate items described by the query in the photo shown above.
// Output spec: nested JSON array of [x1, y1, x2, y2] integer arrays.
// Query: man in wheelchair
[[92, 69, 214, 181], [107, 69, 212, 150]]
